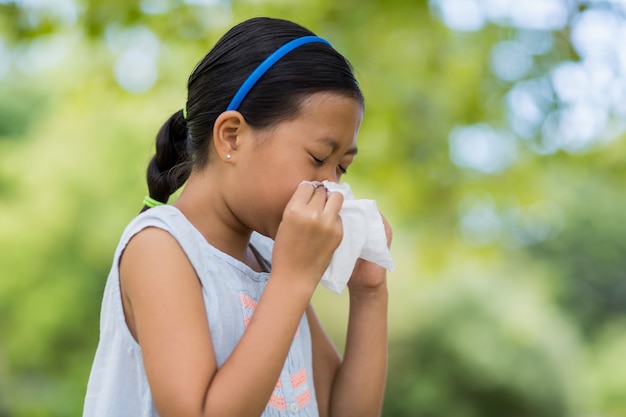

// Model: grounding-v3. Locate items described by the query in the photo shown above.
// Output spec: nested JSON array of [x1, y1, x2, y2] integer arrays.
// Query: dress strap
[[249, 243, 271, 273]]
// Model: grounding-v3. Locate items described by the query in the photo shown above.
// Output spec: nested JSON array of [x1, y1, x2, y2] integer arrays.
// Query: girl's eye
[[312, 155, 326, 166], [311, 154, 348, 175]]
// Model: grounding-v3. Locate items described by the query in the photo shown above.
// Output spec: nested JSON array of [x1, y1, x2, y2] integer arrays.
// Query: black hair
[[142, 17, 363, 212]]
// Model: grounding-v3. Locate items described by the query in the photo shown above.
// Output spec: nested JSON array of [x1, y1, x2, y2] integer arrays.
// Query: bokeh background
[[1, 0, 626, 415]]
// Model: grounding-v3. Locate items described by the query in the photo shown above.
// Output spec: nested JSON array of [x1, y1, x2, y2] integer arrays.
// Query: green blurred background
[[1, 0, 626, 415]]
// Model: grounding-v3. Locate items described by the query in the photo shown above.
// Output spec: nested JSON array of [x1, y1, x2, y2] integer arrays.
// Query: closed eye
[[312, 155, 326, 166], [311, 154, 348, 175]]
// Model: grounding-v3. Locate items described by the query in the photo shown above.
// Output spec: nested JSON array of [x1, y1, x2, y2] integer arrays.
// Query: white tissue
[[305, 180, 395, 293]]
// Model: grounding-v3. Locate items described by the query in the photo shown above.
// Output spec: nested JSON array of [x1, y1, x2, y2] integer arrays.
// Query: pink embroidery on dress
[[290, 368, 307, 388], [296, 389, 311, 408], [238, 292, 257, 328], [267, 369, 311, 411], [239, 293, 257, 310], [238, 292, 301, 336], [268, 392, 287, 411], [291, 368, 311, 408], [268, 377, 285, 410]]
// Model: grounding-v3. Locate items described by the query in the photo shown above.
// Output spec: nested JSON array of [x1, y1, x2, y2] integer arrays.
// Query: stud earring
[[226, 154, 232, 159]]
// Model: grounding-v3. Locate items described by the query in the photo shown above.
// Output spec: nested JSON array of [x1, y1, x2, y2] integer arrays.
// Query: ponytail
[[141, 110, 191, 212]]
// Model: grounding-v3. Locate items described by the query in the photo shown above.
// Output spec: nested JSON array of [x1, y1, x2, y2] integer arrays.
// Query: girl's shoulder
[[126, 204, 188, 232], [124, 205, 205, 244], [121, 205, 274, 279], [116, 205, 212, 273]]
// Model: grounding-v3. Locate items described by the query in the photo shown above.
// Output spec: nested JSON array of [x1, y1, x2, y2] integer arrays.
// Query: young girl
[[83, 16, 391, 417]]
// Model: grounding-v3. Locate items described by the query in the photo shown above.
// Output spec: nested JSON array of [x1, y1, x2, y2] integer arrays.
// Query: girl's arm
[[309, 217, 392, 417], [120, 183, 344, 417], [332, 276, 388, 417], [121, 227, 314, 417]]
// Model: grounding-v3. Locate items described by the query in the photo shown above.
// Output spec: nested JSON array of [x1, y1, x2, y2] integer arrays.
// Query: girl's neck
[[172, 171, 257, 269]]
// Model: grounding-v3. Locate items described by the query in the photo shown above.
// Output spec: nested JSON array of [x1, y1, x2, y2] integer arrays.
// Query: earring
[[226, 154, 232, 160]]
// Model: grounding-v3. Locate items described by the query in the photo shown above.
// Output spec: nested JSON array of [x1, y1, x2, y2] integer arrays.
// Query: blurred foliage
[[527, 172, 626, 336], [384, 273, 579, 417], [1, 0, 626, 416]]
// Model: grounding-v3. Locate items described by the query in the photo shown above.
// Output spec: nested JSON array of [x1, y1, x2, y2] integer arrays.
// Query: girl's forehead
[[269, 96, 362, 149], [298, 91, 363, 109], [293, 93, 363, 125]]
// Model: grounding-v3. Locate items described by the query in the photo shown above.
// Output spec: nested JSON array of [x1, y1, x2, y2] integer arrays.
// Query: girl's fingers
[[323, 191, 344, 217], [291, 181, 318, 203], [285, 182, 319, 212], [308, 184, 329, 208], [288, 182, 342, 216]]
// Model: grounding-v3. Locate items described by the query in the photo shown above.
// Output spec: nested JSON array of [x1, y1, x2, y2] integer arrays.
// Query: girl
[[83, 16, 391, 417]]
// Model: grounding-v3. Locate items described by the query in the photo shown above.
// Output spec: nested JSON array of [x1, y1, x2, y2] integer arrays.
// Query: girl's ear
[[212, 110, 247, 162]]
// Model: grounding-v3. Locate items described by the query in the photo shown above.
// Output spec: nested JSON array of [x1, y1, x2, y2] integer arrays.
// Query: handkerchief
[[304, 181, 395, 293]]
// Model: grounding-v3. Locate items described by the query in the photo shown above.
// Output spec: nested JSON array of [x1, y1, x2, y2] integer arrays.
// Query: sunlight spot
[[609, 79, 626, 117], [140, 0, 171, 14], [584, 58, 616, 107], [506, 79, 552, 139], [11, 0, 79, 26], [114, 49, 158, 94], [614, 26, 626, 76], [13, 34, 74, 75], [449, 124, 517, 174], [551, 61, 588, 104], [509, 0, 569, 31], [515, 29, 553, 55], [571, 8, 620, 60], [541, 105, 607, 154], [490, 41, 533, 82], [105, 25, 160, 57], [480, 0, 513, 24], [183, 0, 223, 5], [458, 192, 501, 247], [431, 0, 617, 157], [550, 59, 613, 128], [558, 105, 608, 153], [107, 26, 161, 93], [507, 94, 542, 138], [430, 0, 486, 32], [503, 201, 564, 247], [194, 1, 233, 31]]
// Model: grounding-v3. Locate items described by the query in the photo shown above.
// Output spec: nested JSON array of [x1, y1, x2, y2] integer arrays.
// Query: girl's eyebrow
[[318, 136, 358, 156]]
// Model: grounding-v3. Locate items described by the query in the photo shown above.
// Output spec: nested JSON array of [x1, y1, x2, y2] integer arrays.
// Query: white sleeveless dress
[[83, 205, 319, 417]]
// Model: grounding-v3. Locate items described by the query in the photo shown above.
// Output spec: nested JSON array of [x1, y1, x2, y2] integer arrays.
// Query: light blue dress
[[83, 205, 318, 417]]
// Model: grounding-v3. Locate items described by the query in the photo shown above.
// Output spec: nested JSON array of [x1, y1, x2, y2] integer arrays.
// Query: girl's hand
[[347, 214, 393, 292], [272, 182, 344, 289]]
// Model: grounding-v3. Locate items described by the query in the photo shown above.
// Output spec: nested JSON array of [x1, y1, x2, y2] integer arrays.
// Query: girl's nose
[[317, 165, 340, 184]]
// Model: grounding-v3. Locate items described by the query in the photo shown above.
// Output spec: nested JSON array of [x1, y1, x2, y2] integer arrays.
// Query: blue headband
[[226, 36, 332, 111]]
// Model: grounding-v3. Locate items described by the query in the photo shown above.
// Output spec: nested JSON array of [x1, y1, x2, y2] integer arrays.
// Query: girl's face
[[230, 92, 363, 239]]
